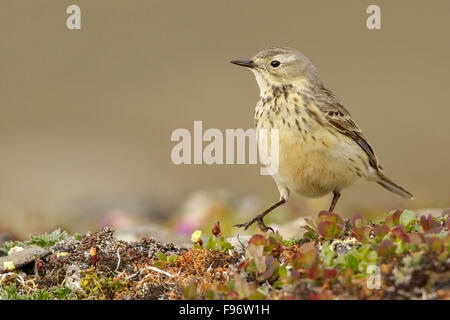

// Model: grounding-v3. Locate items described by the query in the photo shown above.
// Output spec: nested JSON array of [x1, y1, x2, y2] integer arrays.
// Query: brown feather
[[314, 86, 380, 170]]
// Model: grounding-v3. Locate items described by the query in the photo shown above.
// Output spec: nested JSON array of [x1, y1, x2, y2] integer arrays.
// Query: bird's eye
[[270, 60, 281, 68]]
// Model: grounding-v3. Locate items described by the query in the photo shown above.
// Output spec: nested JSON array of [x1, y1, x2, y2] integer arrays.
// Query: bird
[[230, 46, 413, 232]]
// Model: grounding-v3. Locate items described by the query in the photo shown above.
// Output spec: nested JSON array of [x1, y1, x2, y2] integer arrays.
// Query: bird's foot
[[234, 215, 274, 233]]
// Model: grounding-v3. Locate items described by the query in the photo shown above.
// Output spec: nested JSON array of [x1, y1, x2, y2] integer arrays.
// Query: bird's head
[[231, 47, 320, 95]]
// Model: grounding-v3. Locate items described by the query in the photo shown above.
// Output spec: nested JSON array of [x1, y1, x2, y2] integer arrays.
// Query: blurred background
[[0, 1, 449, 243]]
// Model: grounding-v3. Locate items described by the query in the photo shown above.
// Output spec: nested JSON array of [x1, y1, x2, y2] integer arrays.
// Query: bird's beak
[[230, 59, 256, 69]]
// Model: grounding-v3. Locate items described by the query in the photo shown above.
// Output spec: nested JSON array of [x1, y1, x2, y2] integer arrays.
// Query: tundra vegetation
[[0, 210, 449, 300]]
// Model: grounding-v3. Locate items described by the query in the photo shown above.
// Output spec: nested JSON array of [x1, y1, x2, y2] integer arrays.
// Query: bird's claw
[[234, 216, 274, 233]]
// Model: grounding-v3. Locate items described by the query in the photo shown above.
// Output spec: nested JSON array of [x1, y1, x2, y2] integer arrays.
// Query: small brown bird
[[231, 47, 413, 232]]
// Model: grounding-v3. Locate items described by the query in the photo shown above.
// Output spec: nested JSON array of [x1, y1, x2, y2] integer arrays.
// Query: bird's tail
[[375, 172, 414, 200]]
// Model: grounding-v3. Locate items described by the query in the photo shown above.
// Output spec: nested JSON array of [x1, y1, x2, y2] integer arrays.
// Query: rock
[[328, 238, 361, 255], [0, 245, 49, 272], [226, 235, 251, 248], [64, 264, 82, 290], [277, 217, 307, 239]]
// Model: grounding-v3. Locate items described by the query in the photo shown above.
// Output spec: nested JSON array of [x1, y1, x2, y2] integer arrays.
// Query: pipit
[[231, 47, 413, 232]]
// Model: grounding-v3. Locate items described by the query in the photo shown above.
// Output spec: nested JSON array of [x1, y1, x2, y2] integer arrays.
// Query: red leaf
[[212, 221, 221, 237], [237, 261, 247, 270], [391, 225, 410, 242], [248, 234, 266, 246], [290, 243, 319, 269], [350, 213, 368, 229], [317, 221, 342, 240], [374, 225, 390, 238], [378, 239, 395, 257], [262, 256, 275, 280], [304, 217, 316, 229], [349, 214, 368, 241], [308, 293, 324, 300], [317, 211, 343, 225], [323, 268, 337, 279], [409, 232, 425, 246], [427, 237, 444, 253], [420, 214, 442, 233], [385, 210, 402, 227], [350, 228, 364, 241], [307, 264, 320, 279]]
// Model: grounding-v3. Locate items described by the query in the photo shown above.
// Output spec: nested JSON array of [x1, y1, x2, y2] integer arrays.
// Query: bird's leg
[[328, 192, 341, 212], [235, 198, 286, 232]]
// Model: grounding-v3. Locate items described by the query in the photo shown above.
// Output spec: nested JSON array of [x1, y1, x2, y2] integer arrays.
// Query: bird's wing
[[315, 87, 380, 170]]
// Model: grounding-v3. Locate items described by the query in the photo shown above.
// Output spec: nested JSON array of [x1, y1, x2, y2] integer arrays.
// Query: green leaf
[[32, 290, 52, 300], [439, 252, 448, 264], [278, 265, 288, 278], [205, 290, 215, 300], [156, 252, 167, 262], [344, 254, 359, 272], [248, 292, 265, 300], [317, 221, 342, 240], [206, 235, 217, 250], [320, 242, 335, 267], [53, 286, 77, 300], [217, 237, 233, 250], [273, 280, 284, 289], [73, 233, 83, 241], [168, 254, 179, 263], [302, 226, 318, 240], [399, 210, 416, 231]]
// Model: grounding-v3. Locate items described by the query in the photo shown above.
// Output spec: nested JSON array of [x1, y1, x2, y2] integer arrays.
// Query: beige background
[[0, 1, 449, 233]]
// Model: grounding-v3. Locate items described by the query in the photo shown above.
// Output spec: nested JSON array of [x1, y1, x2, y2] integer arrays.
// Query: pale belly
[[258, 126, 370, 199]]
